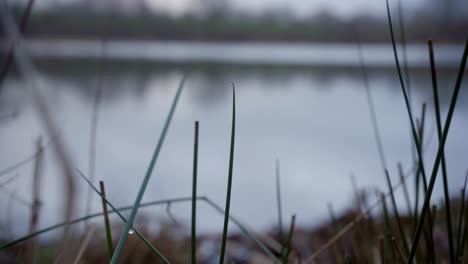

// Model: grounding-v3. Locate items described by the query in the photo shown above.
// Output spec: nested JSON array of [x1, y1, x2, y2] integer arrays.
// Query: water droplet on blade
[[128, 228, 135, 234]]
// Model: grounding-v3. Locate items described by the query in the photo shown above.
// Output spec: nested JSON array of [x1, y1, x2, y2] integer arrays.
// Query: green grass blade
[[385, 3, 435, 250], [385, 170, 409, 255], [428, 39, 456, 263], [385, 0, 429, 194], [110, 78, 185, 264], [191, 121, 199, 264], [219, 84, 236, 264], [99, 181, 114, 259], [282, 214, 296, 264], [407, 40, 468, 263]]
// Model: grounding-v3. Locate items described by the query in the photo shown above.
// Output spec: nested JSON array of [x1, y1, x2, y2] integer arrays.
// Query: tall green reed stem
[[407, 39, 468, 263], [191, 121, 199, 264], [428, 39, 456, 263], [219, 84, 236, 264]]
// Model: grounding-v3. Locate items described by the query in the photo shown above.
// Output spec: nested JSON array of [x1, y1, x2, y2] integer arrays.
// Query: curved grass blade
[[191, 121, 199, 264], [219, 84, 236, 264], [110, 77, 185, 264], [407, 40, 468, 263], [385, 0, 429, 196], [428, 40, 455, 263], [0, 196, 200, 249]]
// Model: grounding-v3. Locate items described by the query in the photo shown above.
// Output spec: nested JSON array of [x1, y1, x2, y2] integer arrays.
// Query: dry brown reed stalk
[[0, 2, 77, 262], [391, 237, 406, 263], [85, 40, 107, 226], [72, 225, 97, 264], [303, 163, 417, 263], [25, 137, 44, 264]]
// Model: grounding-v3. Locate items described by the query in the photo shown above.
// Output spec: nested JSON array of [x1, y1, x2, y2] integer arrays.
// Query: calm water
[[0, 41, 467, 239]]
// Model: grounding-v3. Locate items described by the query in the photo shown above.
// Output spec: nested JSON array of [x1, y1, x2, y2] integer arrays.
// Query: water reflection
[[0, 57, 467, 238]]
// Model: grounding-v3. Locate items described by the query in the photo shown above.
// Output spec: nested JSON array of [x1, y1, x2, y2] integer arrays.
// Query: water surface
[[0, 41, 467, 239]]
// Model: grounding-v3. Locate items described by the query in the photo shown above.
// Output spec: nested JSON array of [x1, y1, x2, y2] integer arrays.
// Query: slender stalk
[[460, 171, 468, 259], [398, 163, 412, 219], [386, 4, 436, 252], [392, 237, 406, 263], [385, 0, 429, 201], [380, 236, 385, 264], [99, 181, 114, 259], [72, 225, 96, 264], [382, 192, 396, 263], [327, 203, 346, 261], [303, 163, 420, 263], [428, 39, 456, 263], [85, 42, 106, 226], [276, 158, 284, 245], [0, 2, 77, 249], [219, 84, 236, 264], [356, 29, 387, 171], [407, 40, 468, 263], [456, 175, 468, 258], [385, 169, 408, 255], [110, 78, 185, 264], [0, 0, 35, 90], [282, 214, 296, 264], [191, 121, 199, 264], [0, 137, 54, 178], [26, 137, 43, 264]]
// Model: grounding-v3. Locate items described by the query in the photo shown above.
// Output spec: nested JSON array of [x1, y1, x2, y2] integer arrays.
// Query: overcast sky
[[28, 0, 427, 18], [146, 0, 425, 18]]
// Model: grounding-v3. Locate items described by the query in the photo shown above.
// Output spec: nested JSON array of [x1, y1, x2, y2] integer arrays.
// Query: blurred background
[[0, 0, 468, 261]]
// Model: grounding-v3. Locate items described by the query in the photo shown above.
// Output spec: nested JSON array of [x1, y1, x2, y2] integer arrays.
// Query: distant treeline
[[7, 6, 468, 43]]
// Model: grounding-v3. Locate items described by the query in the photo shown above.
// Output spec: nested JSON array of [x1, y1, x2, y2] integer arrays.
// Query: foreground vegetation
[[1, 0, 468, 263]]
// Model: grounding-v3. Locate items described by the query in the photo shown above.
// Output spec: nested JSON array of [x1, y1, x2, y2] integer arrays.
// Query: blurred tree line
[[4, 0, 467, 43]]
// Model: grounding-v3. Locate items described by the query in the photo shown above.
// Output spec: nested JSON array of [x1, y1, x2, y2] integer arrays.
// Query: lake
[[0, 40, 467, 239]]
